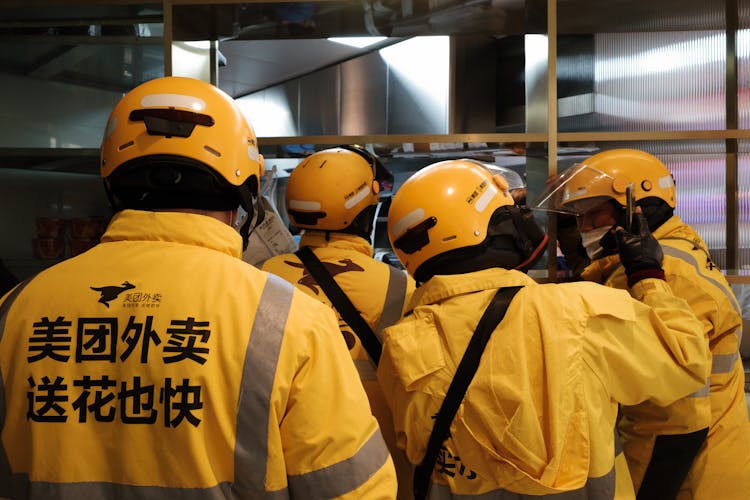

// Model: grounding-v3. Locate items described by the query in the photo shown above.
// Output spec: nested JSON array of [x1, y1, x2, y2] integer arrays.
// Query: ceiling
[[0, 0, 737, 174], [0, 0, 523, 99], [0, 0, 731, 97]]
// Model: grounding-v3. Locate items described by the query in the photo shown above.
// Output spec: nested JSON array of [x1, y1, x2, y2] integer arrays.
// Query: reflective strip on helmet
[[657, 175, 674, 189], [344, 184, 372, 210], [0, 274, 295, 499], [140, 93, 207, 111], [427, 466, 615, 499], [392, 207, 426, 240], [287, 429, 391, 499], [474, 183, 498, 212], [375, 266, 408, 337], [289, 199, 322, 211]]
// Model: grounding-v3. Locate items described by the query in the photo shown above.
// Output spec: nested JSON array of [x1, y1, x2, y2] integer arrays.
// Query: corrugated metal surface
[[669, 154, 727, 267], [739, 29, 750, 129], [594, 31, 726, 131], [740, 0, 750, 28], [739, 148, 750, 270]]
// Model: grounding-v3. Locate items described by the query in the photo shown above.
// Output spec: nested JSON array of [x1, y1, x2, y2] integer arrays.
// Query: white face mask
[[580, 226, 612, 260]]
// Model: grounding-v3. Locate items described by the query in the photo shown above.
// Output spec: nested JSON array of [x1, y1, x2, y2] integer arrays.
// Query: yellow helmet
[[100, 76, 263, 214], [535, 148, 675, 216], [388, 159, 546, 281], [285, 146, 387, 232]]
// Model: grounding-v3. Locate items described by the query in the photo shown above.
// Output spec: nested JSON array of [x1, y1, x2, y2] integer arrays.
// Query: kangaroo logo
[[90, 281, 136, 307], [284, 259, 365, 295]]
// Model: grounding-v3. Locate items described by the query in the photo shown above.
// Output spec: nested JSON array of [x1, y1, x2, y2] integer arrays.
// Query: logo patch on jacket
[[90, 281, 135, 307], [284, 259, 365, 295]]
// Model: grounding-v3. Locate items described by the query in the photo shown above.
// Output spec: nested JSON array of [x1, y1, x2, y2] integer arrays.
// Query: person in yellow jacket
[[262, 146, 416, 499], [379, 158, 708, 499], [535, 148, 750, 499], [0, 76, 396, 499]]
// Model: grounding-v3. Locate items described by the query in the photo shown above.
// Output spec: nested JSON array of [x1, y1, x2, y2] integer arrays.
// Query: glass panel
[[739, 29, 750, 129], [0, 3, 164, 149], [174, 2, 527, 41], [559, 32, 726, 132], [739, 141, 750, 270], [552, 141, 727, 268]]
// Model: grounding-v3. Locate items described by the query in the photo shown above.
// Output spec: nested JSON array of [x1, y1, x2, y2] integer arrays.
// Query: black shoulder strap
[[295, 246, 382, 364], [413, 285, 523, 500]]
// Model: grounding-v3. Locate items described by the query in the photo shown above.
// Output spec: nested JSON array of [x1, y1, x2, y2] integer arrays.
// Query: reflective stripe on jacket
[[262, 230, 415, 499], [377, 268, 707, 499], [0, 209, 396, 499], [582, 215, 750, 499]]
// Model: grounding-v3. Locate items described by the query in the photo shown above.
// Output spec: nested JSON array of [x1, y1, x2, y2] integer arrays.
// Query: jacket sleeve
[[581, 278, 708, 407], [271, 291, 397, 499]]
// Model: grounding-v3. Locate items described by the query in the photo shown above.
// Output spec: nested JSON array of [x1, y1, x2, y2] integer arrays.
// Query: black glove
[[614, 212, 665, 286]]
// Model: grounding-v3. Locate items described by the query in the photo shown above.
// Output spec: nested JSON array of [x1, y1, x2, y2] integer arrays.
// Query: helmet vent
[[118, 141, 134, 151], [204, 145, 221, 157]]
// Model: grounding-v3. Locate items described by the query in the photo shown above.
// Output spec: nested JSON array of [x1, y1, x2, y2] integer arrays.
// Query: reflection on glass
[[173, 2, 518, 41], [739, 151, 750, 270], [739, 30, 750, 129], [558, 31, 726, 132], [669, 154, 726, 265]]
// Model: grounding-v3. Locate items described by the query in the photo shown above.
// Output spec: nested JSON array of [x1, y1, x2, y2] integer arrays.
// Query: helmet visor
[[532, 163, 616, 215], [484, 164, 525, 192]]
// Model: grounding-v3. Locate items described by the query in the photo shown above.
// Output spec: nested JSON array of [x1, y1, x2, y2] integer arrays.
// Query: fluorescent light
[[327, 37, 386, 49]]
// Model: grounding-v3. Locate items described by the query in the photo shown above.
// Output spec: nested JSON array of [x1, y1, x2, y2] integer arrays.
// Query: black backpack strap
[[413, 285, 523, 500], [295, 246, 382, 364]]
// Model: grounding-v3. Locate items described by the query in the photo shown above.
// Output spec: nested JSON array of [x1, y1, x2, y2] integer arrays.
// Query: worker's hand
[[614, 212, 665, 286]]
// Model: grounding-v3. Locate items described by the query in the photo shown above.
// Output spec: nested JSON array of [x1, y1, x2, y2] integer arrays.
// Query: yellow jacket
[[0, 209, 396, 499], [262, 230, 416, 499], [378, 268, 707, 498], [582, 215, 750, 499]]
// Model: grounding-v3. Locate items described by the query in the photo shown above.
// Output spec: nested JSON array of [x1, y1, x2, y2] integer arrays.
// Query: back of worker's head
[[551, 148, 676, 231], [285, 145, 392, 240], [100, 76, 264, 246], [387, 159, 548, 283]]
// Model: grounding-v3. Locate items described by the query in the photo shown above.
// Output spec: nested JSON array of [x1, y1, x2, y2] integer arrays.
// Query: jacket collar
[[101, 209, 243, 258], [299, 230, 374, 257], [411, 268, 536, 310]]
